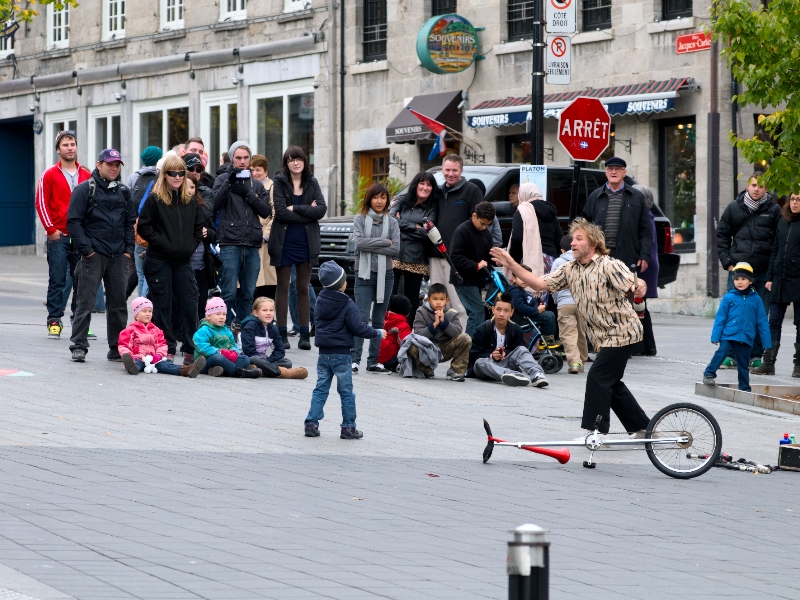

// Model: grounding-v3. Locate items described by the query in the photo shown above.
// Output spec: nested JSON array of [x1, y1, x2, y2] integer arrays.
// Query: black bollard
[[507, 524, 549, 600]]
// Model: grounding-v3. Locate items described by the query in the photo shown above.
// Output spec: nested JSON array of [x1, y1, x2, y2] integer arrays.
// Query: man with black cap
[[581, 157, 652, 274], [66, 148, 136, 363]]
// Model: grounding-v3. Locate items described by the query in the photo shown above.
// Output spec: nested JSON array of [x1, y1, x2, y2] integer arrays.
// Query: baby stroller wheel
[[539, 354, 561, 374], [555, 354, 564, 372]]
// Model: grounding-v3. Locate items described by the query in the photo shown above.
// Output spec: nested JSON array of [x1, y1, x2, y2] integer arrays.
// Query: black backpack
[[132, 171, 158, 204]]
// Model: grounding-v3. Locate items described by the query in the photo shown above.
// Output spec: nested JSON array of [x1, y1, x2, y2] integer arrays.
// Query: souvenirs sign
[[417, 14, 479, 74]]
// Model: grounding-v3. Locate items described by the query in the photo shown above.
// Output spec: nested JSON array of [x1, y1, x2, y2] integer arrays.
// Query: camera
[[236, 169, 251, 179]]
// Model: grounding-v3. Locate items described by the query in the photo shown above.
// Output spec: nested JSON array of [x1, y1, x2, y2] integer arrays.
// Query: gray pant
[[473, 346, 544, 382]]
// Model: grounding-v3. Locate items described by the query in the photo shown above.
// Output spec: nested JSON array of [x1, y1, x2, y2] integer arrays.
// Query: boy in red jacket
[[378, 295, 413, 372], [118, 297, 205, 377]]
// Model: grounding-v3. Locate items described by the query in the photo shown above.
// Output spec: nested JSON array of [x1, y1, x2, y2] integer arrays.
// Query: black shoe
[[107, 349, 122, 361], [366, 363, 392, 374], [298, 334, 311, 350], [121, 353, 139, 375], [644, 349, 657, 356], [234, 367, 261, 379], [309, 325, 315, 337], [71, 348, 86, 362], [340, 427, 363, 440], [282, 333, 291, 349], [305, 423, 320, 437]]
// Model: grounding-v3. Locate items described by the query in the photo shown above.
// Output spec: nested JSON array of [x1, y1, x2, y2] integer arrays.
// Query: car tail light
[[664, 226, 674, 254]]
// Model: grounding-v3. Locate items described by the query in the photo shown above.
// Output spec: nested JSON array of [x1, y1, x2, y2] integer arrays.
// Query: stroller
[[483, 268, 564, 374]]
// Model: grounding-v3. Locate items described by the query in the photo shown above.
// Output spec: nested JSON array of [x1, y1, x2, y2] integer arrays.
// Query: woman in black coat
[[758, 194, 800, 376], [268, 146, 327, 350], [389, 171, 440, 324]]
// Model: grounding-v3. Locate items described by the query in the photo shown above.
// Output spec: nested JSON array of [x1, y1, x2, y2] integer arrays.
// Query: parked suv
[[314, 165, 679, 292]]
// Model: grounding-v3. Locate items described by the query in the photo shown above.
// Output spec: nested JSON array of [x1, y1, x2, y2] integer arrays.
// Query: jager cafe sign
[[417, 14, 478, 74]]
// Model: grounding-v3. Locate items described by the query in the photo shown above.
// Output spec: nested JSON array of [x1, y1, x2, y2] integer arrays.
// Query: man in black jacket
[[212, 141, 272, 327], [717, 172, 781, 369], [66, 149, 136, 362], [581, 157, 652, 273]]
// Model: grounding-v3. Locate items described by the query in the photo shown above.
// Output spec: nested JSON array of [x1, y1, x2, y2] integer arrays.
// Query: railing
[[362, 23, 387, 61]]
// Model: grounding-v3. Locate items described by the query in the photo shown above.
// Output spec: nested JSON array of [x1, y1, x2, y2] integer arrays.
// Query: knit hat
[[205, 297, 228, 316], [388, 294, 412, 317], [132, 296, 153, 318], [732, 262, 754, 282], [141, 146, 162, 167], [319, 260, 346, 289], [228, 141, 251, 159]]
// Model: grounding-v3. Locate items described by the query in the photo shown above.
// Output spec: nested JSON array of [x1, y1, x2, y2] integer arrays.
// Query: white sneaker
[[352, 363, 359, 374], [531, 373, 549, 388], [572, 430, 594, 442], [501, 373, 530, 387]]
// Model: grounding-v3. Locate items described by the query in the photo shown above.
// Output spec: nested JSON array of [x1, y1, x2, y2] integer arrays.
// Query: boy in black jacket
[[304, 261, 385, 440], [450, 201, 496, 337], [468, 292, 548, 388]]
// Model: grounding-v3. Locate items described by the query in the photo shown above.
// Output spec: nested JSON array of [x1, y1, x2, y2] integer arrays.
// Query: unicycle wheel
[[645, 402, 722, 479]]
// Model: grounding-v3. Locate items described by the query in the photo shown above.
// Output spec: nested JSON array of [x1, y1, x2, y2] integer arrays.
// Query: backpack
[[132, 170, 158, 204], [85, 177, 134, 246]]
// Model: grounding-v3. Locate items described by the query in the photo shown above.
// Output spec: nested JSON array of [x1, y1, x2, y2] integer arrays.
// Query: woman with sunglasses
[[269, 146, 327, 350], [137, 155, 206, 360]]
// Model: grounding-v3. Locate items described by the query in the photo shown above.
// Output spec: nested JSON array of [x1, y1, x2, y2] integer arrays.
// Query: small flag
[[407, 107, 448, 161]]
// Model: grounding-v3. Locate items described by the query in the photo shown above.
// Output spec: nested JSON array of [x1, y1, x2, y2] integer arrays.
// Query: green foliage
[[349, 175, 408, 214], [712, 0, 800, 195], [1, 1, 78, 23]]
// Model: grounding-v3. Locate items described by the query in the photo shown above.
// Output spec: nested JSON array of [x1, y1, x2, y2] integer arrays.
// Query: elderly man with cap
[[212, 141, 272, 331], [581, 157, 652, 275], [66, 149, 136, 363]]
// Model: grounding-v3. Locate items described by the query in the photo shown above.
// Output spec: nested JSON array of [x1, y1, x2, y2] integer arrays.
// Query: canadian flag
[[407, 107, 447, 161]]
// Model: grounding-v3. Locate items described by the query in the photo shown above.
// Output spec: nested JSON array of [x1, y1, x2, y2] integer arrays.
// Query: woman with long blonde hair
[[137, 154, 206, 362]]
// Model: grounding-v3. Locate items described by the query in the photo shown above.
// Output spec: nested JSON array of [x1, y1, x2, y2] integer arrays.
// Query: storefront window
[[207, 101, 237, 175], [659, 117, 696, 250], [254, 87, 314, 176], [134, 99, 190, 167], [289, 93, 314, 166]]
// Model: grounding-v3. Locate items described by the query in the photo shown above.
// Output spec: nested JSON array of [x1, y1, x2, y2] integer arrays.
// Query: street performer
[[490, 218, 650, 438]]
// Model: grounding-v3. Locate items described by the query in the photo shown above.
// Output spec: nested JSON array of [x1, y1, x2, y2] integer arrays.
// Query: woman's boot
[[794, 344, 800, 378], [279, 366, 309, 379], [751, 343, 778, 375]]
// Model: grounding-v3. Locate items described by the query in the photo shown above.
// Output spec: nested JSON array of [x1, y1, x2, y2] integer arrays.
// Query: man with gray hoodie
[[551, 234, 589, 373]]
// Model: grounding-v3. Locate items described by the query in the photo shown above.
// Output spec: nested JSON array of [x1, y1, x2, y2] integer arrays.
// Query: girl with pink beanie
[[118, 297, 206, 377], [192, 297, 261, 378]]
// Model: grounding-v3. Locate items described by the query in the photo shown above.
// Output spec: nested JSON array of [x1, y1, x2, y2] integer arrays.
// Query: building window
[[0, 20, 17, 58], [134, 99, 190, 168], [201, 93, 238, 176], [221, 0, 247, 21], [161, 0, 184, 30], [284, 0, 310, 12], [659, 117, 696, 250], [363, 0, 387, 61], [103, 0, 126, 40], [47, 5, 70, 49], [507, 0, 534, 41], [582, 0, 611, 31], [88, 107, 122, 166], [432, 0, 457, 16], [662, 0, 692, 20]]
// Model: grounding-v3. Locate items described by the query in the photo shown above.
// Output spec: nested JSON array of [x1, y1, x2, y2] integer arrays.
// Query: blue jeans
[[768, 301, 800, 346], [726, 271, 768, 360], [46, 235, 78, 321], [531, 310, 557, 336], [705, 340, 752, 391], [352, 270, 394, 366], [133, 358, 182, 375], [306, 354, 357, 428], [200, 352, 250, 376], [289, 264, 316, 331], [219, 246, 261, 325], [454, 284, 485, 338], [135, 243, 148, 297]]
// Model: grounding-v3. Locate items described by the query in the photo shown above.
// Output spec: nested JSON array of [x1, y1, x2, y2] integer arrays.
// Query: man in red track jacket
[[36, 130, 91, 338]]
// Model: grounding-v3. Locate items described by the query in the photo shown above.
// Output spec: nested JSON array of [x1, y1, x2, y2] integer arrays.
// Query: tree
[[712, 0, 800, 196], [0, 1, 78, 23]]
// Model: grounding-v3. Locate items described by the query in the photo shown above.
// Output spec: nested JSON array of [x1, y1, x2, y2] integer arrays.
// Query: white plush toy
[[142, 355, 158, 374]]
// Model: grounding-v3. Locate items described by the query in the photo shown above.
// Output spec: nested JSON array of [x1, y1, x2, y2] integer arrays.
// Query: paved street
[[0, 254, 798, 600]]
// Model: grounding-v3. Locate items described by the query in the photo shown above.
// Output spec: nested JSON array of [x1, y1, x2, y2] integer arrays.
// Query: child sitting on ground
[[119, 297, 206, 377], [468, 291, 549, 388], [304, 261, 386, 440], [378, 294, 413, 373], [411, 283, 472, 381], [703, 262, 771, 391], [240, 297, 307, 379], [507, 265, 557, 339], [193, 297, 261, 378], [551, 234, 589, 373]]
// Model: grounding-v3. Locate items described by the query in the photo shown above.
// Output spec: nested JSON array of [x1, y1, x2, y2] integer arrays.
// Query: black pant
[[254, 285, 277, 301], [195, 267, 215, 324], [145, 256, 198, 355], [392, 268, 424, 327], [249, 355, 292, 378], [69, 253, 130, 352], [632, 304, 657, 355], [276, 262, 311, 329], [583, 344, 650, 433]]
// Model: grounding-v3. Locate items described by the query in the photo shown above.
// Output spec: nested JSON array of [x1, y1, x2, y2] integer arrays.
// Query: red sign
[[676, 32, 711, 54], [557, 97, 610, 162]]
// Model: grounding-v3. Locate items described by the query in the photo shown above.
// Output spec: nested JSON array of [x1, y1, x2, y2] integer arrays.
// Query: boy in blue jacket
[[703, 262, 771, 391], [304, 261, 386, 440]]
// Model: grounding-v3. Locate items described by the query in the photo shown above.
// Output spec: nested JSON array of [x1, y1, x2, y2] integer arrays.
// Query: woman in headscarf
[[632, 184, 660, 356], [508, 182, 545, 276]]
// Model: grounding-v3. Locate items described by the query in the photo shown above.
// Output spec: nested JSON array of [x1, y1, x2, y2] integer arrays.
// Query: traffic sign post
[[546, 0, 576, 34], [546, 35, 571, 85], [529, 0, 545, 166]]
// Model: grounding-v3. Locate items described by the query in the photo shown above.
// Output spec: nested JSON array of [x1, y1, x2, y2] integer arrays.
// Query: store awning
[[386, 91, 463, 143], [465, 78, 695, 129]]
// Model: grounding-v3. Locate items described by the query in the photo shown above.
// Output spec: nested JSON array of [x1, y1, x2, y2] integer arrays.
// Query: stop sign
[[557, 97, 611, 161]]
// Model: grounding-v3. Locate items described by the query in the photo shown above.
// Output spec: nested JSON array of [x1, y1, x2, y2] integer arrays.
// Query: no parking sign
[[546, 0, 576, 34], [546, 35, 571, 85]]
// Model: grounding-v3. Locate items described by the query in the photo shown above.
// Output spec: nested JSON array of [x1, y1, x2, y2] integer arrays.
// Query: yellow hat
[[732, 262, 754, 282]]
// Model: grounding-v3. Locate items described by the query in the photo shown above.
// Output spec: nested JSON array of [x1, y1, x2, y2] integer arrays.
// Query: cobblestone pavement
[[0, 255, 798, 600]]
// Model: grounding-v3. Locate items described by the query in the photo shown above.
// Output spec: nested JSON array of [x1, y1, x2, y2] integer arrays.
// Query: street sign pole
[[530, 0, 545, 165]]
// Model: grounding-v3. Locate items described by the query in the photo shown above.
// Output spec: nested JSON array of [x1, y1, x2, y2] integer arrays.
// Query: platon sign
[[546, 0, 576, 34], [675, 32, 711, 54], [417, 14, 479, 74], [546, 35, 571, 85], [557, 97, 611, 162]]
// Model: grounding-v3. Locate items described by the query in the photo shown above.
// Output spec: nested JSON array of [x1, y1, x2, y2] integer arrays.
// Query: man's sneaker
[[208, 366, 225, 377], [121, 353, 139, 375], [702, 375, 716, 385], [568, 363, 584, 374], [352, 363, 359, 374], [749, 358, 763, 369], [47, 319, 63, 339], [501, 373, 530, 387], [446, 371, 465, 382], [107, 349, 122, 362], [719, 358, 736, 369], [366, 363, 391, 374], [87, 330, 97, 340], [572, 430, 595, 442], [71, 348, 86, 362], [304, 423, 320, 437], [340, 427, 364, 440], [531, 374, 549, 388]]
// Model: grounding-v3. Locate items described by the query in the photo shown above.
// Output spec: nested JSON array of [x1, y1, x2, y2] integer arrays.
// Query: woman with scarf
[[351, 183, 401, 374], [508, 182, 547, 277]]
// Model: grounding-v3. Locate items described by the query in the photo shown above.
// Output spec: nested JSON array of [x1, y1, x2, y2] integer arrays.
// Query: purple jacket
[[641, 211, 660, 298]]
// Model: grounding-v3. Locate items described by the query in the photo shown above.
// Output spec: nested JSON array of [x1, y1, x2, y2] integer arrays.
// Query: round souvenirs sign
[[416, 14, 479, 74]]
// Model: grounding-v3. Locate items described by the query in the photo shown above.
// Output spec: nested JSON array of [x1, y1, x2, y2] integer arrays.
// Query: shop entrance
[[0, 116, 35, 247]]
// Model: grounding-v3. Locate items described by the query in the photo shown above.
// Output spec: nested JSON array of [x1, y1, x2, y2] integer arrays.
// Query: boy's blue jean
[[454, 285, 485, 338], [135, 243, 148, 298], [289, 264, 316, 331], [200, 352, 250, 376], [133, 358, 182, 375], [305, 354, 356, 428], [705, 340, 752, 391], [352, 270, 393, 366]]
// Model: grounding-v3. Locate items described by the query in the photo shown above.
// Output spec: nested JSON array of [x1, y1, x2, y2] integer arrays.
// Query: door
[[0, 117, 35, 246]]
